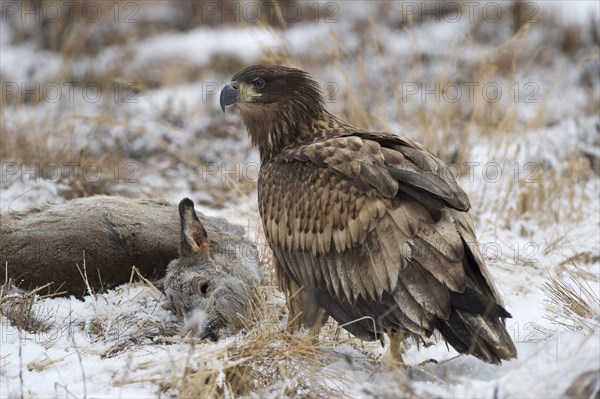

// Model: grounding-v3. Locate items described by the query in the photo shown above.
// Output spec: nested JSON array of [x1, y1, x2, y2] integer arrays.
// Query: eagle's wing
[[259, 134, 516, 362], [282, 132, 470, 211]]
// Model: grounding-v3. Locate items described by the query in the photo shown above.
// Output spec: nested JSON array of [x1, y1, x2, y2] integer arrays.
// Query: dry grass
[[177, 332, 342, 397], [0, 113, 136, 199], [0, 279, 55, 334], [503, 149, 595, 225], [563, 369, 600, 399], [544, 265, 600, 333]]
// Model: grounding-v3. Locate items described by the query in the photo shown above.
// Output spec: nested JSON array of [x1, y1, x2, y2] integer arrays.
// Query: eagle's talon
[[380, 353, 409, 369]]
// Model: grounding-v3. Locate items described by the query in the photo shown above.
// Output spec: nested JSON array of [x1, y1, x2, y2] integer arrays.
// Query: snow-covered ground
[[1, 1, 599, 397]]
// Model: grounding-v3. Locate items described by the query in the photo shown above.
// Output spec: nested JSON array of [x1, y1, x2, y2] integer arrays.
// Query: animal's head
[[164, 198, 256, 341]]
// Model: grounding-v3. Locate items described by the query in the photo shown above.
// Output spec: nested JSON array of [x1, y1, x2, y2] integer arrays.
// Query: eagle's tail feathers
[[437, 309, 517, 364]]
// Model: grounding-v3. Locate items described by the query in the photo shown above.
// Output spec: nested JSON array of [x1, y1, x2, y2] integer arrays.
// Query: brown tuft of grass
[[561, 25, 583, 56], [544, 265, 600, 333], [178, 332, 345, 397], [562, 369, 600, 399], [0, 280, 55, 333], [480, 138, 596, 229]]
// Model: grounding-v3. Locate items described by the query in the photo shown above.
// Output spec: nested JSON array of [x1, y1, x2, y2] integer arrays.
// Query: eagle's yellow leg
[[307, 307, 327, 344], [275, 257, 302, 333], [383, 331, 408, 368]]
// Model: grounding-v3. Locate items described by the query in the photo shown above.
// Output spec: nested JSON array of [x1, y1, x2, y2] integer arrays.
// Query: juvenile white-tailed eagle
[[220, 65, 517, 364]]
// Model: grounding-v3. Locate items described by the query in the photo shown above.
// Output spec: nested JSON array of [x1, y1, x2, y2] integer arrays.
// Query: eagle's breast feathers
[[259, 134, 476, 315]]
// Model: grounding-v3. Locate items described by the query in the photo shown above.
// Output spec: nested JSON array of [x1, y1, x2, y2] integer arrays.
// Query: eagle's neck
[[242, 106, 356, 164]]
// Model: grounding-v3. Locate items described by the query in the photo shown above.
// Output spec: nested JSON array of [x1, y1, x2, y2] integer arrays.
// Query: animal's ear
[[178, 198, 209, 257]]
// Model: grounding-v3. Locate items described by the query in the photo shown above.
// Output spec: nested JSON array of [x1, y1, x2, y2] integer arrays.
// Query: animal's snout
[[182, 308, 223, 341], [197, 318, 222, 341]]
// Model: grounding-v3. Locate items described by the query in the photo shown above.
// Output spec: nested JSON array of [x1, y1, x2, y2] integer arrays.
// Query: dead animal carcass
[[0, 196, 261, 339]]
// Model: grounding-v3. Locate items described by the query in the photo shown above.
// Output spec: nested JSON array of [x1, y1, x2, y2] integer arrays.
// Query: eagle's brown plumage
[[220, 65, 517, 364]]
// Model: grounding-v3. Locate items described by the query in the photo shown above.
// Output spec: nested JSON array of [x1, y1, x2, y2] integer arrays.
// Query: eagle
[[220, 65, 517, 364]]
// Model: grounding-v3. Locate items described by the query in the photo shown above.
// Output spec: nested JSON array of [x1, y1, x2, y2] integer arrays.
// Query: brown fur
[[2, 196, 175, 295], [0, 196, 256, 296]]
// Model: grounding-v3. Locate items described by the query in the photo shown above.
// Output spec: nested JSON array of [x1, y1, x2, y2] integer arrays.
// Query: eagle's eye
[[252, 78, 265, 89]]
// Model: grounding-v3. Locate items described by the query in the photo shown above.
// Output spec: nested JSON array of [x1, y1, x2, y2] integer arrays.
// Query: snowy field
[[1, 1, 599, 397]]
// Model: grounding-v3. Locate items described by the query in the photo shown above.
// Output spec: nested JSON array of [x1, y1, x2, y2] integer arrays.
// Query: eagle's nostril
[[230, 81, 240, 90]]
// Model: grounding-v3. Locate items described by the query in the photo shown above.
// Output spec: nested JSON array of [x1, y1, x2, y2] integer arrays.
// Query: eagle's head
[[220, 65, 327, 161], [220, 65, 323, 113]]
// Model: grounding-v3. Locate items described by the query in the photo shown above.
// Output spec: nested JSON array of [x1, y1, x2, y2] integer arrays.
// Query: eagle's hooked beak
[[220, 81, 239, 112]]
